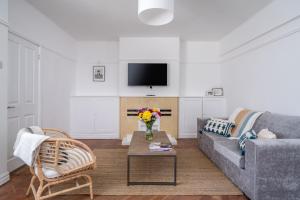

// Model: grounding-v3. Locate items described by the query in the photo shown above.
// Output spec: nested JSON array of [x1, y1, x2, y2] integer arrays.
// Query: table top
[[128, 131, 176, 156]]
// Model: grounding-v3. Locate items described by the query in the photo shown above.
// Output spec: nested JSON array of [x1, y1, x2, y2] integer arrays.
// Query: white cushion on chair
[[64, 147, 93, 163], [35, 147, 93, 179], [34, 167, 61, 179], [43, 168, 61, 179]]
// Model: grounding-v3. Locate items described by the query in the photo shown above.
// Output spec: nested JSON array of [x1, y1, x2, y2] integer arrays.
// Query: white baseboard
[[7, 157, 24, 172], [71, 133, 120, 139], [178, 133, 197, 139], [0, 171, 10, 186]]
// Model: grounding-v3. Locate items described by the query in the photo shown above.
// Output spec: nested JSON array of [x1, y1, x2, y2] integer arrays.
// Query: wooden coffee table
[[127, 131, 177, 186]]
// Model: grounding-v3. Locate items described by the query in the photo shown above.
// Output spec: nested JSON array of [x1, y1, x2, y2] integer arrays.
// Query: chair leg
[[86, 175, 94, 200], [36, 181, 44, 200], [26, 176, 36, 196]]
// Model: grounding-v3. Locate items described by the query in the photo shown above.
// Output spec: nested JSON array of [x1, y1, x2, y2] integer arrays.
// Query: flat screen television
[[128, 63, 167, 86]]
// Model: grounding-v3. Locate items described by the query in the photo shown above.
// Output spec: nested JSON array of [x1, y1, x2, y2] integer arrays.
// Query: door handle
[[7, 106, 16, 109]]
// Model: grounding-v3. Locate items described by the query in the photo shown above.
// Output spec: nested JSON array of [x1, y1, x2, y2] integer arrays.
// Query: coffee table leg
[[127, 155, 130, 186], [174, 156, 177, 186], [127, 155, 177, 186]]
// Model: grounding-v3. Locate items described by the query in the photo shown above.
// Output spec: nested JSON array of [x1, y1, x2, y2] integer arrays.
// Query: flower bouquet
[[138, 108, 161, 141]]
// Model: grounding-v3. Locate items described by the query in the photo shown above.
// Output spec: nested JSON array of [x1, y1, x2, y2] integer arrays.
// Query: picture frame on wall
[[212, 88, 224, 96], [93, 66, 105, 82]]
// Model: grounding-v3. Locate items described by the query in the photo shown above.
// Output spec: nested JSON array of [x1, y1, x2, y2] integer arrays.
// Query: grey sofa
[[197, 112, 300, 200]]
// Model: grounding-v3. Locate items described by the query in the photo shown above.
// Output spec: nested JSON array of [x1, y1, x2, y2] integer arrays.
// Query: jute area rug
[[73, 148, 242, 195]]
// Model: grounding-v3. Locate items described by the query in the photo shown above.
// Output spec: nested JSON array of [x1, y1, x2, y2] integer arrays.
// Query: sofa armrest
[[245, 139, 300, 199], [197, 118, 208, 134]]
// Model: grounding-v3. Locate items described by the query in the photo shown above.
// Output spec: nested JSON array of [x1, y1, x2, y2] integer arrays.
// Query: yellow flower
[[142, 111, 152, 122], [138, 113, 143, 119]]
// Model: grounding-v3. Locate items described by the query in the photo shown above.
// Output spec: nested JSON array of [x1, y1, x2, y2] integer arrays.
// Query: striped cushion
[[238, 130, 257, 155], [231, 109, 251, 136], [231, 110, 263, 138], [228, 107, 244, 122], [204, 118, 235, 137]]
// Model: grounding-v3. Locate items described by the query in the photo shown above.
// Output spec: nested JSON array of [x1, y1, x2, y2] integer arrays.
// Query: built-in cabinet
[[202, 97, 226, 119], [179, 97, 226, 138], [70, 96, 119, 139], [70, 96, 226, 140], [179, 98, 203, 138]]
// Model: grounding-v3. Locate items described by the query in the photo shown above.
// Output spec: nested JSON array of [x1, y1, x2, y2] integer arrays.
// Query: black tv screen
[[128, 63, 167, 86]]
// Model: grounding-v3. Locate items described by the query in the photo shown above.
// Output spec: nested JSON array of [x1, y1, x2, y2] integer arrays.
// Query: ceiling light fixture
[[138, 0, 174, 26]]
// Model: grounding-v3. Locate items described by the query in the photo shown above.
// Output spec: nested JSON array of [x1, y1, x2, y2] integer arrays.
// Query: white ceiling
[[26, 0, 273, 41]]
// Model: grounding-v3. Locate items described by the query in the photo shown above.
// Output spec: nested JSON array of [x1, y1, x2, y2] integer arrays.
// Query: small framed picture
[[212, 88, 224, 96], [206, 90, 213, 96], [93, 66, 105, 82]]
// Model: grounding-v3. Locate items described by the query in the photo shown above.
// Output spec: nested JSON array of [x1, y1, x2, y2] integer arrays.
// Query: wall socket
[[0, 61, 2, 69]]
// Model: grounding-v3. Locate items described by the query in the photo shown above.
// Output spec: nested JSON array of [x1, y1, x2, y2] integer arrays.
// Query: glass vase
[[145, 125, 153, 141]]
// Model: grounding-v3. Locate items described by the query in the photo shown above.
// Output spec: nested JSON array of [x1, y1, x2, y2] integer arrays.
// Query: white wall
[[119, 37, 180, 60], [75, 39, 222, 98], [119, 37, 180, 96], [220, 0, 300, 115], [75, 41, 119, 96], [72, 41, 120, 138], [180, 41, 221, 97], [73, 38, 224, 139], [8, 0, 77, 60], [40, 48, 76, 132], [8, 0, 77, 132]]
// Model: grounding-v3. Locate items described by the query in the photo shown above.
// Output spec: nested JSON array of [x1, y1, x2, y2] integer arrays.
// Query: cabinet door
[[203, 98, 226, 119], [70, 97, 119, 139], [179, 98, 202, 138]]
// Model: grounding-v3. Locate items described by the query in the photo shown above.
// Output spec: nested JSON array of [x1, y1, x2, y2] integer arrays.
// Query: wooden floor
[[0, 139, 248, 200]]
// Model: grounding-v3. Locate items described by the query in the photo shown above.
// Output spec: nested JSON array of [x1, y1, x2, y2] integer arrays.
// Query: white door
[[7, 33, 39, 172]]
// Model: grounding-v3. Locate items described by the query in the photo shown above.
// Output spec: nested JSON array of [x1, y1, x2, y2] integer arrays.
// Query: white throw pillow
[[228, 107, 244, 123], [257, 129, 277, 139]]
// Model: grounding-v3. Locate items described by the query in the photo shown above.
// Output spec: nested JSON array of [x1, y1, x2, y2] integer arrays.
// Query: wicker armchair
[[26, 129, 96, 200]]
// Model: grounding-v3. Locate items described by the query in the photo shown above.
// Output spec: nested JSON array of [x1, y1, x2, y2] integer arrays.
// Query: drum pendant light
[[138, 0, 174, 26]]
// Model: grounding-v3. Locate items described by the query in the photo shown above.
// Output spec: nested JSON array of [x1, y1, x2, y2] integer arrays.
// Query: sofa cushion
[[214, 139, 245, 169], [231, 110, 263, 138], [231, 109, 251, 136], [202, 131, 229, 142], [228, 107, 245, 123], [253, 112, 300, 139], [203, 118, 234, 137]]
